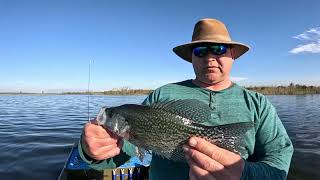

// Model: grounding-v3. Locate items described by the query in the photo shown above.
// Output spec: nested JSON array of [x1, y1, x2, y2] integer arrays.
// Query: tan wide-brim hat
[[173, 18, 250, 63]]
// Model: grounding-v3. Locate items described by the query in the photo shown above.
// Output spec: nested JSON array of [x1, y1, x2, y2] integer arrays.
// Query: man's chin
[[203, 77, 221, 84], [196, 78, 220, 86]]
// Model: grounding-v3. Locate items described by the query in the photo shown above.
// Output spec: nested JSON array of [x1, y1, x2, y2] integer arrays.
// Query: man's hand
[[81, 120, 122, 160], [183, 137, 244, 180]]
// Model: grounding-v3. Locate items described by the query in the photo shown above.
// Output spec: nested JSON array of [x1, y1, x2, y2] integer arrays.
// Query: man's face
[[191, 44, 234, 85]]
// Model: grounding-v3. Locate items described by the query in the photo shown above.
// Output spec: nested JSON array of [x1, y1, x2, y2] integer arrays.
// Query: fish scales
[[115, 105, 192, 152], [96, 99, 253, 162]]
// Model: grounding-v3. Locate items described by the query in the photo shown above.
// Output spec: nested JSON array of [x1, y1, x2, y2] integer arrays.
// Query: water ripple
[[0, 94, 319, 179], [0, 95, 146, 180]]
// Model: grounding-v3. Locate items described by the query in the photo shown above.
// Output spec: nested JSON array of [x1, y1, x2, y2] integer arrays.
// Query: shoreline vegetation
[[64, 88, 153, 95], [247, 83, 320, 95], [1, 84, 320, 95]]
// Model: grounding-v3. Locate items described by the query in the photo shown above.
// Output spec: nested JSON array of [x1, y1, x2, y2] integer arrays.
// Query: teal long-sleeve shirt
[[78, 80, 293, 180]]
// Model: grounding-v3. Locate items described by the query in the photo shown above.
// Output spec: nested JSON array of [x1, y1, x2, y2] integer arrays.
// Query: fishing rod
[[87, 60, 92, 123]]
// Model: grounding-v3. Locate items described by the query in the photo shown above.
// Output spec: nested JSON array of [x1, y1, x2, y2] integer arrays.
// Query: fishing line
[[84, 59, 93, 178], [87, 60, 93, 123]]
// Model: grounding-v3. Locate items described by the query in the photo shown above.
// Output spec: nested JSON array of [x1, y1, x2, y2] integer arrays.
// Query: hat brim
[[173, 40, 250, 63]]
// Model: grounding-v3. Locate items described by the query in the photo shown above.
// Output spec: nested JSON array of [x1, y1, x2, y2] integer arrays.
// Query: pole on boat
[[87, 60, 92, 123]]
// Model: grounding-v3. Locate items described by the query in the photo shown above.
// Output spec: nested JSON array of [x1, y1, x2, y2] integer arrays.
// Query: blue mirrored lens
[[193, 47, 208, 57], [193, 45, 228, 57], [210, 45, 227, 55]]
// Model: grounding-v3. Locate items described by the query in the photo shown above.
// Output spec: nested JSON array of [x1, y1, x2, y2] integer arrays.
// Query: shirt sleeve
[[241, 161, 287, 180], [241, 95, 294, 180], [141, 89, 159, 105]]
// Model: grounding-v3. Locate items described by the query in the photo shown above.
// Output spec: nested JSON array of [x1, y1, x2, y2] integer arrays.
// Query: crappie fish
[[96, 99, 253, 162]]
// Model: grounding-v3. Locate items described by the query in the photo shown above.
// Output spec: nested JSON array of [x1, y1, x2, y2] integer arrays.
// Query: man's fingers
[[190, 166, 217, 180], [187, 155, 217, 180], [81, 121, 122, 160], [82, 135, 120, 160], [88, 146, 121, 160], [185, 147, 233, 180], [184, 137, 245, 180], [188, 137, 241, 166], [89, 143, 118, 156], [82, 136, 120, 160], [105, 147, 121, 158], [185, 145, 225, 173], [85, 137, 118, 149], [84, 123, 112, 138]]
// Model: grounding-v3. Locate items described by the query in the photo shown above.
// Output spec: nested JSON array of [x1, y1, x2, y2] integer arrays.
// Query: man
[[79, 18, 293, 180]]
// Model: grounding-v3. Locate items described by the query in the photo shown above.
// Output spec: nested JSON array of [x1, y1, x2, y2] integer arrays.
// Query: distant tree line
[[246, 83, 320, 95], [102, 87, 153, 95], [62, 83, 320, 95], [63, 87, 153, 95]]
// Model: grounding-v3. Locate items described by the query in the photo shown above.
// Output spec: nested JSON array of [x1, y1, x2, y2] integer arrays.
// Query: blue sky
[[1, 0, 320, 93]]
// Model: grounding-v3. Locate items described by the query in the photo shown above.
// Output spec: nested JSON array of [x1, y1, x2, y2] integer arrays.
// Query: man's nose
[[204, 53, 218, 62]]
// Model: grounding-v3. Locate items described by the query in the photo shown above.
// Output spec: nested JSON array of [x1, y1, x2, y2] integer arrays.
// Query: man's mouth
[[204, 66, 220, 72]]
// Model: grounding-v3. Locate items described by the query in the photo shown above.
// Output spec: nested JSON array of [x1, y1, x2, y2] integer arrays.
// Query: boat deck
[[58, 143, 151, 180]]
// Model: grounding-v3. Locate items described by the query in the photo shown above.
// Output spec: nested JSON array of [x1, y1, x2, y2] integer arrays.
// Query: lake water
[[0, 94, 319, 180]]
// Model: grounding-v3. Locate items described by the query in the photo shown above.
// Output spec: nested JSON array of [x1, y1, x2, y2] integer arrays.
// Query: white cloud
[[290, 27, 320, 54], [293, 27, 320, 41], [290, 43, 320, 54]]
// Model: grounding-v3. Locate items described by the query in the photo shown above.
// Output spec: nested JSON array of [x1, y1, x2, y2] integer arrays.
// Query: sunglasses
[[193, 44, 228, 57]]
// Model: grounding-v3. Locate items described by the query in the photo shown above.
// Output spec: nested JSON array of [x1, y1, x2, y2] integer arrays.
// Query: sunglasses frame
[[193, 44, 229, 58]]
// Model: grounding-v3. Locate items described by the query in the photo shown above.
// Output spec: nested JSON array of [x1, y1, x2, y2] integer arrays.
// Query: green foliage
[[59, 84, 320, 95], [103, 87, 153, 95], [63, 87, 153, 95], [247, 83, 320, 95]]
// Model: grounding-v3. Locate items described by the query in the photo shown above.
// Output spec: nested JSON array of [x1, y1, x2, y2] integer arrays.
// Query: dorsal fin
[[149, 99, 211, 123]]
